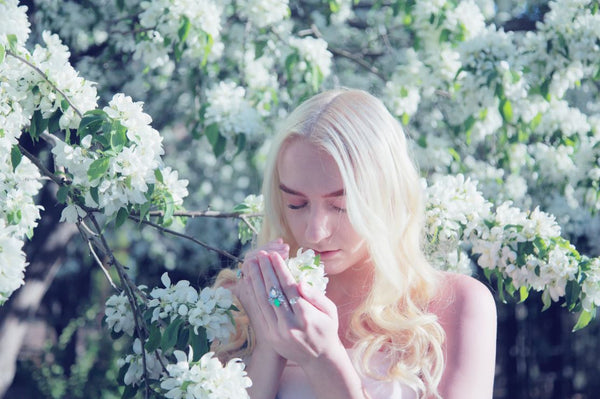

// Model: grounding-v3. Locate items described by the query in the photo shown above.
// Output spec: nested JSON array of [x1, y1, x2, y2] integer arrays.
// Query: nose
[[304, 205, 331, 245]]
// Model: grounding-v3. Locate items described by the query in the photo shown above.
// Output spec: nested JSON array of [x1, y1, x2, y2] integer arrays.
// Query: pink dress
[[277, 349, 417, 399]]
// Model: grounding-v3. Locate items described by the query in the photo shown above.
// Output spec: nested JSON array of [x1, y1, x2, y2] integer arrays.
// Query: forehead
[[277, 138, 343, 193]]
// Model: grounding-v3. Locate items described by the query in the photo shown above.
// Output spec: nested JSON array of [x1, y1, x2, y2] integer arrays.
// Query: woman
[[216, 89, 496, 398]]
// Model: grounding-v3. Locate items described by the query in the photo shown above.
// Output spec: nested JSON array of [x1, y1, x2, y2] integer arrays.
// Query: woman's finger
[[257, 252, 293, 313], [269, 252, 301, 312], [297, 280, 337, 318]]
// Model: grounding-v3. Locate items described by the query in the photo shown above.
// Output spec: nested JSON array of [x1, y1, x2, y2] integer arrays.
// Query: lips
[[314, 249, 340, 259]]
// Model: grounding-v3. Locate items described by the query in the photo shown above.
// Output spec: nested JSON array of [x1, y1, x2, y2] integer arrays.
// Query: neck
[[326, 264, 374, 347]]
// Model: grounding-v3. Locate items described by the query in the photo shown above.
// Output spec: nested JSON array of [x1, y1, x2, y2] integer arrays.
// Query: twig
[[239, 214, 259, 235], [6, 50, 83, 119], [18, 144, 67, 186], [86, 235, 119, 291], [147, 209, 261, 219], [306, 24, 386, 81], [130, 215, 243, 263]]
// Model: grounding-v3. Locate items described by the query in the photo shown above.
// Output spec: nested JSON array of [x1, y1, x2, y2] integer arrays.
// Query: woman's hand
[[236, 240, 342, 367]]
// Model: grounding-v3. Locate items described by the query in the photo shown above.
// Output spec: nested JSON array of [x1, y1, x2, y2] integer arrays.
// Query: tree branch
[[129, 215, 243, 264]]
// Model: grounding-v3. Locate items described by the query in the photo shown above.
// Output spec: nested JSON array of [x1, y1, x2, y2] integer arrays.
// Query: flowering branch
[[6, 50, 83, 119]]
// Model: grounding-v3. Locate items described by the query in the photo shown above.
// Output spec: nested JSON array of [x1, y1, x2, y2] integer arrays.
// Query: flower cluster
[[470, 203, 581, 303], [204, 81, 262, 139], [52, 94, 189, 218], [286, 248, 328, 294], [423, 175, 491, 274], [237, 0, 290, 28], [106, 274, 247, 394], [148, 273, 235, 343], [137, 0, 225, 68], [160, 348, 251, 399]]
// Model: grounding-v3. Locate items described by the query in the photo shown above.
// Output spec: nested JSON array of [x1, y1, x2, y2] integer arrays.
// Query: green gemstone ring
[[268, 286, 285, 308]]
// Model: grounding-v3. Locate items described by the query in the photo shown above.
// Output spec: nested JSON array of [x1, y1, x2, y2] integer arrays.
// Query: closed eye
[[287, 203, 307, 210]]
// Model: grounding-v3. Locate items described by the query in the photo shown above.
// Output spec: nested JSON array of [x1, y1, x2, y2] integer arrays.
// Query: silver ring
[[288, 296, 299, 305], [268, 286, 286, 308]]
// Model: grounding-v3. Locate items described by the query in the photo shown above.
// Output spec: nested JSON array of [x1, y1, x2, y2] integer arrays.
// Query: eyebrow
[[279, 183, 344, 198]]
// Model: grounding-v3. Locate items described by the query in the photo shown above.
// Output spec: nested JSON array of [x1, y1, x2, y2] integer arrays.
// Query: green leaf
[[518, 285, 529, 303], [77, 110, 106, 138], [87, 157, 110, 181], [7, 34, 18, 53], [188, 327, 208, 362], [178, 16, 191, 42], [90, 186, 99, 206], [572, 309, 595, 332], [235, 133, 246, 156], [177, 326, 190, 349], [565, 279, 581, 310], [48, 109, 63, 134], [163, 192, 175, 225], [0, 44, 5, 64], [205, 124, 226, 157], [29, 110, 48, 141], [10, 145, 21, 172], [145, 325, 162, 353], [56, 186, 69, 204], [161, 317, 184, 351], [255, 40, 268, 58], [154, 168, 164, 184], [205, 123, 220, 146], [500, 99, 513, 122], [541, 290, 552, 311], [110, 122, 127, 149], [115, 207, 129, 228], [122, 384, 138, 399], [138, 202, 151, 222]]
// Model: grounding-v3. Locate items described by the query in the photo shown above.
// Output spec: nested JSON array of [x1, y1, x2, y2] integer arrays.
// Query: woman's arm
[[245, 344, 287, 399], [433, 273, 497, 399]]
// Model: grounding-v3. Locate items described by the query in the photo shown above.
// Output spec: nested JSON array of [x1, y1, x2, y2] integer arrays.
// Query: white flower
[[0, 221, 27, 304], [160, 348, 251, 399], [237, 0, 289, 28], [118, 338, 164, 386], [288, 37, 333, 80], [0, 0, 30, 48], [148, 272, 199, 322], [188, 287, 235, 342], [286, 248, 328, 294], [104, 292, 135, 336], [204, 81, 262, 138]]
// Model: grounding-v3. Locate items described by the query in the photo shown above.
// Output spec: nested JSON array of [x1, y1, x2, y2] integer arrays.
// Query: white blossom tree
[[1, 0, 600, 397]]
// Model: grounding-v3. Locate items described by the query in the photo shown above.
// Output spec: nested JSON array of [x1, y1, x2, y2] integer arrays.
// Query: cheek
[[283, 210, 304, 239]]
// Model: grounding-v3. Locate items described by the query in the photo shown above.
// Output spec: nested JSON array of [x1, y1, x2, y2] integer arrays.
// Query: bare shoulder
[[430, 272, 497, 398], [430, 271, 496, 322]]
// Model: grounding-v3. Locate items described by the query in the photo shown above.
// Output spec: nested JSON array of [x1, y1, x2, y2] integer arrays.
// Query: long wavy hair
[[215, 89, 445, 398]]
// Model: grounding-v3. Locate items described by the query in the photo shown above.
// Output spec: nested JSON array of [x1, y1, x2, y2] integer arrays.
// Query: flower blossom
[[160, 348, 251, 399], [287, 248, 328, 294]]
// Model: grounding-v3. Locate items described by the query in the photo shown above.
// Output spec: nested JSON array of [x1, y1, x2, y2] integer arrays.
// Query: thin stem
[[18, 144, 67, 186], [306, 24, 386, 81], [7, 50, 83, 119], [147, 209, 261, 219], [130, 215, 243, 264]]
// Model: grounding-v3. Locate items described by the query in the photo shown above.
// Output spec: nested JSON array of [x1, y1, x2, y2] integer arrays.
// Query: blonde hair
[[216, 89, 444, 397]]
